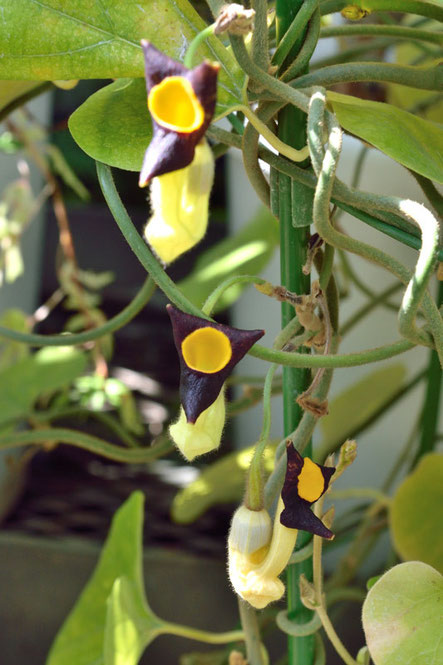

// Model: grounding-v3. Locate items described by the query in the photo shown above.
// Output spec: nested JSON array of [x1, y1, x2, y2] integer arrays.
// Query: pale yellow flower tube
[[228, 498, 298, 609], [169, 387, 225, 461], [144, 139, 214, 264]]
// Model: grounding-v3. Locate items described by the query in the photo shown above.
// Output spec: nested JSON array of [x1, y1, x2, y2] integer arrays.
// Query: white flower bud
[[228, 505, 272, 555]]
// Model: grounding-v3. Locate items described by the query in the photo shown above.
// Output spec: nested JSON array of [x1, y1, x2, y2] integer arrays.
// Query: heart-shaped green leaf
[[328, 91, 443, 183], [0, 0, 244, 113], [390, 453, 443, 573], [104, 576, 163, 665], [362, 561, 443, 665], [46, 492, 146, 665], [69, 79, 151, 171]]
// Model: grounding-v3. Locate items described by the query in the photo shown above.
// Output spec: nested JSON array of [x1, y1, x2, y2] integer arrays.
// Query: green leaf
[[328, 91, 443, 184], [47, 492, 147, 665], [390, 453, 443, 574], [0, 346, 87, 426], [362, 561, 443, 665], [0, 0, 244, 112], [171, 442, 277, 524], [317, 364, 407, 460], [178, 207, 280, 313], [69, 79, 151, 171], [104, 577, 163, 665]]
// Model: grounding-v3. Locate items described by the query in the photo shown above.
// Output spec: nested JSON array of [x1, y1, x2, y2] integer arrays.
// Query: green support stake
[[275, 1, 315, 664]]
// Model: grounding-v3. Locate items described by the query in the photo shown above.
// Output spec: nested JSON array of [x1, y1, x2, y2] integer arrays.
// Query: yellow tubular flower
[[169, 388, 225, 461], [228, 498, 298, 609], [144, 139, 214, 264]]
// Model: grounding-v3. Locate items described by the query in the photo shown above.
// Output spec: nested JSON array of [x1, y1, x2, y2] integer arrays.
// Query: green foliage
[[171, 442, 277, 524], [328, 92, 443, 184], [178, 207, 279, 312], [69, 79, 152, 172], [104, 576, 163, 665], [390, 453, 443, 573], [0, 0, 244, 112], [317, 364, 407, 460], [46, 492, 154, 665], [362, 561, 443, 665], [0, 346, 87, 427]]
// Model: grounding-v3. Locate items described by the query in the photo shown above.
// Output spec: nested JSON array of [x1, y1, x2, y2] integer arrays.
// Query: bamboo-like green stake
[[275, 1, 315, 664]]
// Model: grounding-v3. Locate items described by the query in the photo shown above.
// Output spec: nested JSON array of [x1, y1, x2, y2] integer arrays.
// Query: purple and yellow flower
[[167, 305, 264, 460], [228, 446, 335, 608], [139, 41, 219, 186], [281, 443, 335, 539], [167, 305, 264, 423]]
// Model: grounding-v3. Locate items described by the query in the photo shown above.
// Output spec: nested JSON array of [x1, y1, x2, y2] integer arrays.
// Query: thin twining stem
[[0, 428, 173, 463], [98, 161, 417, 370], [0, 276, 155, 347], [319, 24, 443, 46], [307, 88, 442, 360]]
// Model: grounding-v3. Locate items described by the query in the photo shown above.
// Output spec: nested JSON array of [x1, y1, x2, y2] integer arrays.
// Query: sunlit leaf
[[362, 561, 443, 665], [178, 207, 279, 313], [171, 442, 277, 524], [69, 78, 151, 171], [328, 91, 443, 183], [0, 347, 87, 426], [390, 453, 443, 573], [46, 492, 146, 665], [318, 364, 407, 460], [104, 576, 163, 665], [0, 0, 244, 112]]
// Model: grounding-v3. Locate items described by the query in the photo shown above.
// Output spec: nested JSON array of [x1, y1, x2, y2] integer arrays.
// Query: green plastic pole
[[275, 2, 315, 664]]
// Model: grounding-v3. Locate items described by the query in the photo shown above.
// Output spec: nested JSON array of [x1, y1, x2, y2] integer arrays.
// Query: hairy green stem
[[251, 0, 270, 76], [290, 61, 442, 90], [163, 621, 244, 645], [320, 24, 443, 46], [0, 427, 173, 463], [0, 276, 155, 346], [320, 0, 443, 22], [238, 599, 265, 665], [96, 162, 205, 319], [184, 23, 216, 68], [202, 274, 265, 316], [272, 0, 319, 67], [307, 89, 442, 358], [247, 364, 278, 510]]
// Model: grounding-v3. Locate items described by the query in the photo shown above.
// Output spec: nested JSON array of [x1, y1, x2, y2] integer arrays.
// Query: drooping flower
[[167, 304, 264, 424], [228, 447, 335, 608], [144, 138, 214, 264], [281, 443, 335, 539], [228, 499, 298, 609], [169, 387, 225, 461], [139, 41, 219, 186]]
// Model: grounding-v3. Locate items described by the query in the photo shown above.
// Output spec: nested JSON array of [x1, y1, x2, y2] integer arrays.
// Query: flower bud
[[169, 387, 225, 461], [228, 505, 272, 556]]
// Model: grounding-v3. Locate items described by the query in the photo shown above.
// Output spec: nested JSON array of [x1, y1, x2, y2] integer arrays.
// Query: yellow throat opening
[[181, 327, 232, 373], [148, 76, 205, 133]]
